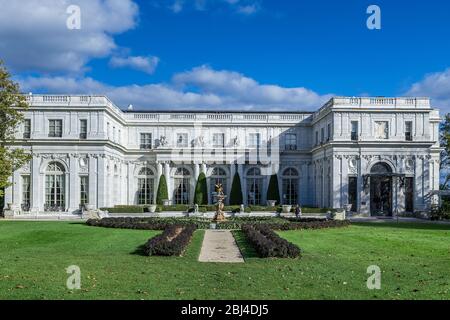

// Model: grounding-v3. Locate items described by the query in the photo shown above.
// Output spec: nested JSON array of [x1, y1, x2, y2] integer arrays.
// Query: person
[[295, 204, 301, 218]]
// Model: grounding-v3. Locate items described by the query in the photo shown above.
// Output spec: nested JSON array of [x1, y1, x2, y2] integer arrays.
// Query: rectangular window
[[315, 131, 319, 146], [177, 133, 188, 148], [405, 121, 413, 141], [375, 121, 389, 139], [22, 175, 31, 211], [80, 176, 89, 206], [80, 119, 87, 139], [49, 120, 62, 137], [248, 133, 260, 148], [351, 121, 358, 141], [285, 133, 297, 150], [321, 128, 325, 143], [23, 119, 31, 139], [327, 123, 331, 141], [140, 133, 152, 149], [212, 133, 225, 148]]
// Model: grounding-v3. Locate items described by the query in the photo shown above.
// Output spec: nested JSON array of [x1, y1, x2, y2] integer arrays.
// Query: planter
[[267, 200, 277, 207], [162, 199, 170, 206], [148, 205, 157, 213], [85, 204, 95, 211], [282, 205, 292, 214], [7, 203, 20, 211], [344, 204, 353, 212]]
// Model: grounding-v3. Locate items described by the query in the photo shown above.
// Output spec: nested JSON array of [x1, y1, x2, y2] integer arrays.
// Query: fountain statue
[[213, 183, 227, 222]]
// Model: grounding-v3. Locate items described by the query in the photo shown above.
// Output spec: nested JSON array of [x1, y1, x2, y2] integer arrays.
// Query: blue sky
[[0, 0, 449, 112]]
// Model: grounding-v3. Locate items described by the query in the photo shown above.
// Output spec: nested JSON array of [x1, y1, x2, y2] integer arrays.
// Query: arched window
[[45, 162, 66, 211], [247, 167, 262, 206], [137, 167, 154, 205], [282, 168, 299, 205], [174, 167, 190, 205], [210, 167, 227, 204], [371, 162, 392, 174]]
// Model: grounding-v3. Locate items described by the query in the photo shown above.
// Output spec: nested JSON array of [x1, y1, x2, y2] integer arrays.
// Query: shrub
[[229, 172, 243, 205], [266, 174, 280, 205], [156, 174, 169, 205], [162, 204, 190, 212], [100, 206, 144, 213], [242, 224, 301, 258], [143, 224, 197, 256], [194, 172, 208, 205]]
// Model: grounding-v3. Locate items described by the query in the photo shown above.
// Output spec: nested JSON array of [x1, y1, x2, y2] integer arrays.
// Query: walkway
[[198, 230, 245, 263]]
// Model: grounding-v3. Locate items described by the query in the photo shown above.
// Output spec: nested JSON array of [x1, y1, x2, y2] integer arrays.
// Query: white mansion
[[2, 95, 442, 217]]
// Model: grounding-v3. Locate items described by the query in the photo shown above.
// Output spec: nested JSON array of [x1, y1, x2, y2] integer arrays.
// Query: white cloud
[[405, 68, 450, 114], [0, 0, 139, 73], [109, 55, 160, 74], [169, 0, 184, 13], [165, 0, 260, 15], [18, 65, 332, 111], [236, 4, 259, 15]]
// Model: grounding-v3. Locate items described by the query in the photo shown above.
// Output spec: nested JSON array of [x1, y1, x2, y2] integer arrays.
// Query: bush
[[156, 174, 169, 205], [229, 172, 243, 205], [266, 174, 280, 205], [143, 225, 197, 256], [242, 224, 301, 258], [160, 205, 190, 212], [100, 206, 144, 213], [194, 172, 208, 205]]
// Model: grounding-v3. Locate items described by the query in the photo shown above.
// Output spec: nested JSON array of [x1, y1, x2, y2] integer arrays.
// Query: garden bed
[[143, 224, 197, 256], [241, 224, 301, 258]]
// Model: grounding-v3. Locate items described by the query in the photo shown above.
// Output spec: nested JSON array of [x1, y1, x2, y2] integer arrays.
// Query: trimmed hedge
[[86, 216, 350, 231], [229, 172, 243, 205], [156, 174, 169, 205], [194, 172, 208, 205], [242, 224, 301, 258], [266, 174, 280, 205], [100, 206, 144, 213], [143, 224, 197, 256]]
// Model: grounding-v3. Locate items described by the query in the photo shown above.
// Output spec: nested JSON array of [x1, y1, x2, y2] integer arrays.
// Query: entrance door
[[405, 177, 414, 213], [369, 162, 394, 217], [370, 176, 392, 216]]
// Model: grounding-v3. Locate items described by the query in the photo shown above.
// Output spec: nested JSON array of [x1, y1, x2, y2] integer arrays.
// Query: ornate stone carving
[[348, 157, 358, 174], [405, 158, 414, 172]]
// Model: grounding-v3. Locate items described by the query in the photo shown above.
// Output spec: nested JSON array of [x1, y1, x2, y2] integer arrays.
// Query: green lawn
[[0, 221, 449, 300]]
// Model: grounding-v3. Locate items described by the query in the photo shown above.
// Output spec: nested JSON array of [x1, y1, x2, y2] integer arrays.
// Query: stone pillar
[[127, 162, 135, 205], [97, 155, 107, 208], [68, 154, 79, 213], [30, 156, 41, 212], [12, 169, 20, 209], [88, 156, 97, 209], [164, 162, 171, 204], [332, 156, 342, 209], [359, 156, 369, 216]]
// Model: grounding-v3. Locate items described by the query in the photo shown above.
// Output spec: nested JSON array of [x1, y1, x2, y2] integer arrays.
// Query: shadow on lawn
[[352, 221, 450, 231], [131, 244, 147, 256], [232, 230, 259, 260]]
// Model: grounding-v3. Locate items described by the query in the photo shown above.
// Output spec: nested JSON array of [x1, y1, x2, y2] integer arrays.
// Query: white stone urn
[[282, 205, 292, 214], [148, 205, 157, 213], [162, 199, 170, 206], [85, 204, 95, 211], [344, 204, 353, 213], [7, 203, 20, 211], [267, 200, 277, 207]]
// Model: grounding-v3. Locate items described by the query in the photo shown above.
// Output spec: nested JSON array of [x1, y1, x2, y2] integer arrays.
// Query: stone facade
[[2, 95, 442, 217]]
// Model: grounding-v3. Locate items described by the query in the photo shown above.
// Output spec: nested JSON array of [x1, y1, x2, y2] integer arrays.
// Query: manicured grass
[[0, 221, 449, 299]]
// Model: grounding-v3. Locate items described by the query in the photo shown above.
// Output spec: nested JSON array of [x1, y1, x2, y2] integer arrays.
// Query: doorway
[[370, 163, 393, 217]]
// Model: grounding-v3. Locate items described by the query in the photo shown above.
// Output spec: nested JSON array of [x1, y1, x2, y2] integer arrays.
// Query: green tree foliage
[[229, 172, 243, 205], [0, 61, 31, 197], [194, 172, 208, 205], [156, 174, 169, 205], [266, 174, 280, 205]]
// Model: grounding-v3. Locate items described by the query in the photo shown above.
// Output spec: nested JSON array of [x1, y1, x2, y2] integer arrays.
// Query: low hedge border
[[241, 224, 301, 258], [143, 224, 197, 256], [86, 217, 350, 231]]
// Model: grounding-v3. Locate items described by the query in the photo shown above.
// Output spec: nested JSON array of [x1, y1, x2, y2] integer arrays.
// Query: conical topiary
[[266, 174, 280, 205], [229, 172, 243, 205], [156, 174, 168, 205], [194, 172, 208, 205]]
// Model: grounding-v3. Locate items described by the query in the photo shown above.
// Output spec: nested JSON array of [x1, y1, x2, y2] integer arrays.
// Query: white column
[[238, 164, 245, 205], [88, 156, 97, 209], [30, 156, 41, 212], [127, 162, 135, 205], [164, 162, 171, 204], [97, 155, 107, 208], [68, 154, 79, 212]]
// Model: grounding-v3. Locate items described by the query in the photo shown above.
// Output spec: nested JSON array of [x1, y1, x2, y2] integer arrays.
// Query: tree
[[440, 114, 450, 189], [0, 60, 31, 198], [156, 174, 168, 205], [266, 174, 280, 205], [229, 172, 243, 205], [194, 172, 208, 205]]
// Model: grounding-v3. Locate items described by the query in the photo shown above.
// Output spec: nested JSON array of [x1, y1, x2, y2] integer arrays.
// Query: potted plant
[[282, 205, 292, 214], [267, 200, 277, 207], [148, 204, 157, 213], [162, 199, 170, 206]]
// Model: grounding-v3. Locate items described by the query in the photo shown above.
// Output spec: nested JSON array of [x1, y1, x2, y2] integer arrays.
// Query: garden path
[[198, 230, 244, 263]]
